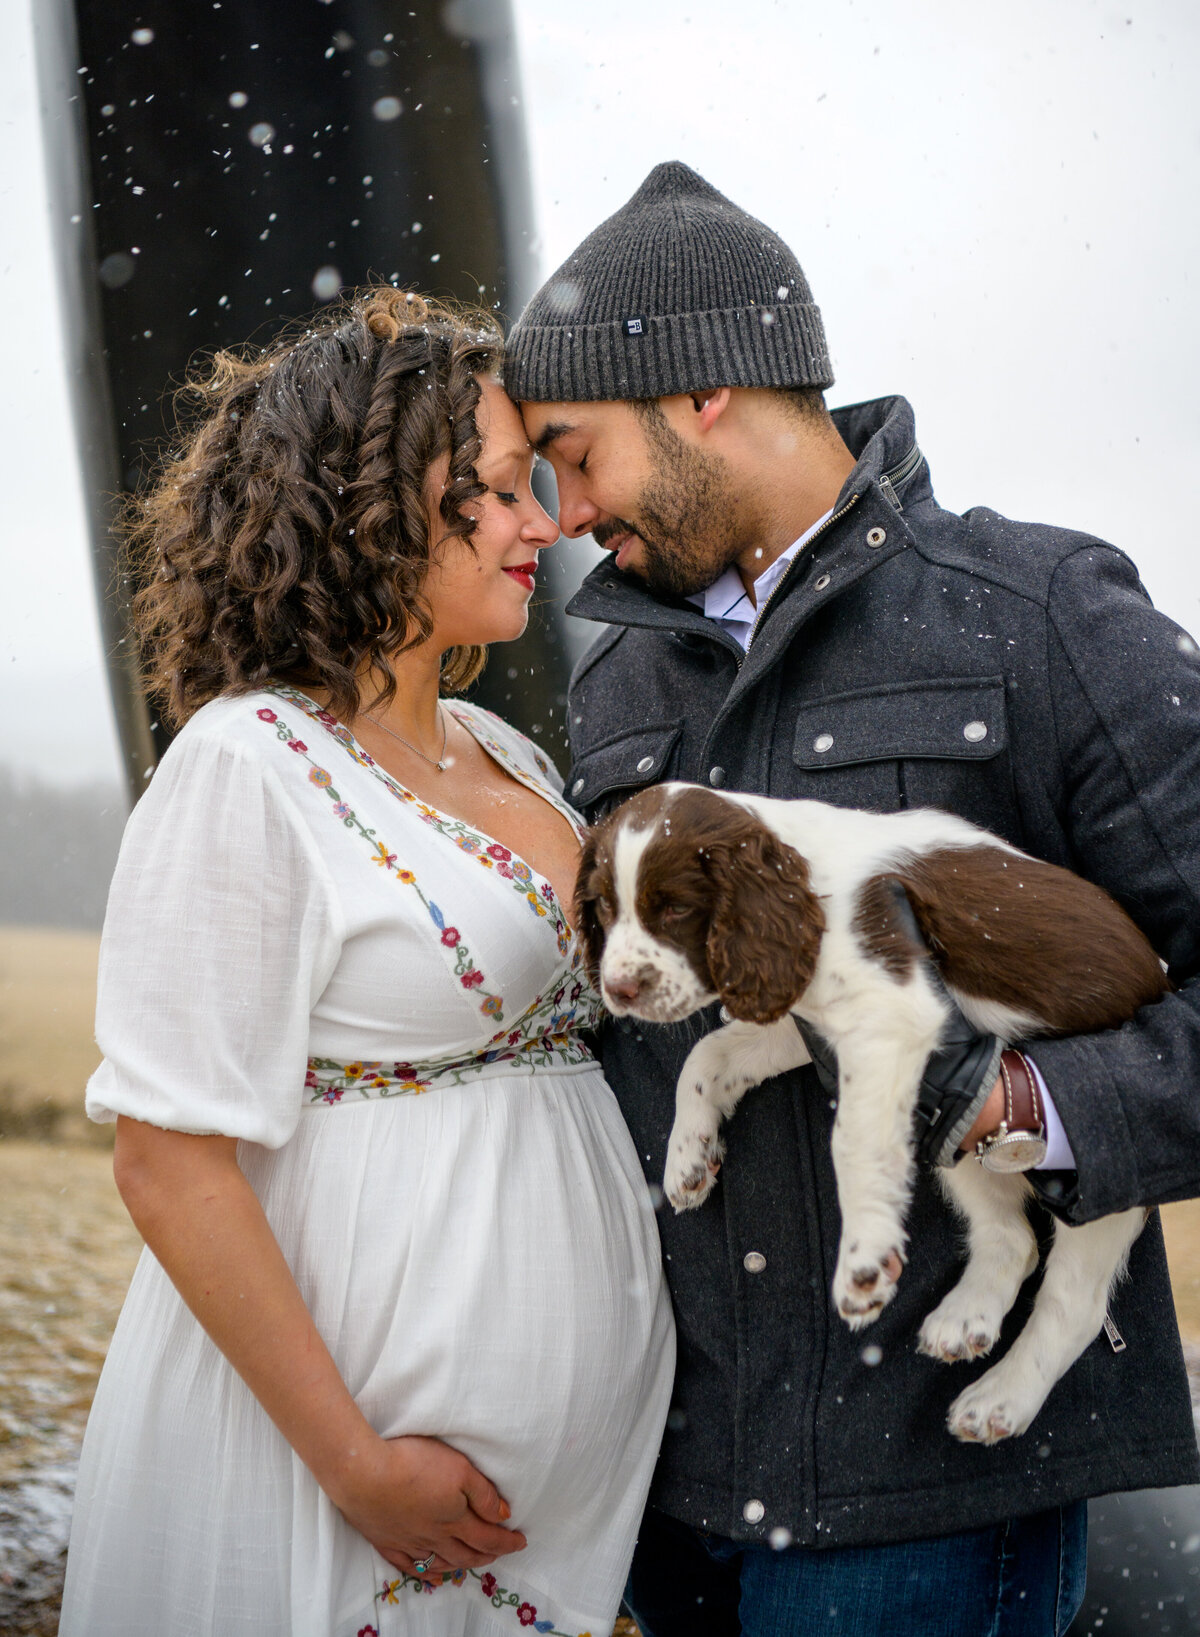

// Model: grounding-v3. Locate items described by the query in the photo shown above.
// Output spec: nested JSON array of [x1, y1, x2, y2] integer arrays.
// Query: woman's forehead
[[476, 374, 533, 457]]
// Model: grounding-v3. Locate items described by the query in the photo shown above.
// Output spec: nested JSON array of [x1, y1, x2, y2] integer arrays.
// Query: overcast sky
[[2, 0, 1198, 792]]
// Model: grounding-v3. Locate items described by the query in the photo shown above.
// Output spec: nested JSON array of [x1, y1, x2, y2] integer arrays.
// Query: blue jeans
[[624, 1502, 1087, 1637]]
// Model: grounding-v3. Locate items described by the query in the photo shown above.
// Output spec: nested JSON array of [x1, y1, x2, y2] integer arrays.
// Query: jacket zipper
[[738, 442, 923, 666], [878, 442, 922, 514], [738, 495, 860, 668]]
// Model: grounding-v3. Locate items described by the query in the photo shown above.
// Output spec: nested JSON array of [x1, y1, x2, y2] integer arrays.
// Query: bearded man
[[504, 162, 1200, 1637]]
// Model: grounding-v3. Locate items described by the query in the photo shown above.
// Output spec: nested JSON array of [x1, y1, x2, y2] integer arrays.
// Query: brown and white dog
[[575, 783, 1168, 1444]]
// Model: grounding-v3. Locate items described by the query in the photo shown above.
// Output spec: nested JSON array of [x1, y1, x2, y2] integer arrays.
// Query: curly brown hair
[[124, 286, 505, 728]]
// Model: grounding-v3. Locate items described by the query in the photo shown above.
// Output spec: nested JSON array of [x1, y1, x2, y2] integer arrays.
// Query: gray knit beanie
[[504, 160, 833, 403]]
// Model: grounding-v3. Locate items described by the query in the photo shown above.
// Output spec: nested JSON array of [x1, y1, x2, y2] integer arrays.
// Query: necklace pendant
[[436, 760, 447, 772]]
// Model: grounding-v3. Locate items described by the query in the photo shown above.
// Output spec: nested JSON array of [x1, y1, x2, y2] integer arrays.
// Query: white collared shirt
[[684, 508, 834, 652]]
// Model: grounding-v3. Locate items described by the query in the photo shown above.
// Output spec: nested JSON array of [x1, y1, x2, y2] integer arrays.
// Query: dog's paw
[[664, 1116, 725, 1213], [832, 1240, 905, 1329], [946, 1367, 1038, 1444], [917, 1294, 1002, 1364]]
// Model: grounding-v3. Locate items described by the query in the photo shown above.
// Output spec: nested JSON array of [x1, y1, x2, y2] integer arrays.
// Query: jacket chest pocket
[[566, 722, 684, 823], [787, 676, 1020, 838]]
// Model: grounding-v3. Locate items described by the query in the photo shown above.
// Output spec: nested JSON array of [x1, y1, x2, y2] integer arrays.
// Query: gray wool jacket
[[563, 393, 1200, 1550]]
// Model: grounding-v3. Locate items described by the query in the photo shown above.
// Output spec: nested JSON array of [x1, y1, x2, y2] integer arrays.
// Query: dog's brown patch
[[865, 845, 1169, 1032], [852, 876, 921, 983]]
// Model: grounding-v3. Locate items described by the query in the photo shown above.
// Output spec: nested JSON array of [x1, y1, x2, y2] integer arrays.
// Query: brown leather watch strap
[[998, 1048, 1042, 1136]]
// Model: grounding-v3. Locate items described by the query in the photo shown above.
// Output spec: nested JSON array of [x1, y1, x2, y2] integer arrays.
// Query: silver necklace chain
[[366, 703, 449, 772]]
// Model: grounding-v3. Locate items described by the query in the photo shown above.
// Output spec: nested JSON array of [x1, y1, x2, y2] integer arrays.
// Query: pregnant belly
[[242, 1067, 669, 1508]]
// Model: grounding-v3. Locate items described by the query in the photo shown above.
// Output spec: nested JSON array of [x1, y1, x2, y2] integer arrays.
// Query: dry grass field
[[0, 926, 106, 1145], [1164, 1200, 1200, 1345], [0, 1140, 143, 1632], [0, 1141, 143, 1484]]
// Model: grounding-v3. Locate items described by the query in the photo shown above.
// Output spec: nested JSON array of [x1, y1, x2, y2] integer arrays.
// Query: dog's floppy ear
[[706, 818, 824, 1023], [572, 826, 611, 994]]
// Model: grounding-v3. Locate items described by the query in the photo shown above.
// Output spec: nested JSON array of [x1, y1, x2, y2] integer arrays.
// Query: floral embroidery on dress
[[376, 1569, 592, 1636], [303, 963, 595, 1101], [255, 704, 506, 1024], [256, 690, 603, 1098], [270, 687, 574, 955], [304, 1060, 434, 1103]]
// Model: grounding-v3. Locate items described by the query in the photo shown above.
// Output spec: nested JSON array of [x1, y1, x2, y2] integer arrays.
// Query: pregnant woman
[[59, 287, 674, 1637]]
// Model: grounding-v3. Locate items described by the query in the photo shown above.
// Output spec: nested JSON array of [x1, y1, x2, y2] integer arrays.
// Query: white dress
[[60, 686, 675, 1637]]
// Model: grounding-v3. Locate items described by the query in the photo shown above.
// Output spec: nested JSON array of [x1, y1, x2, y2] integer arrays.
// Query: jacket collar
[[566, 394, 930, 639]]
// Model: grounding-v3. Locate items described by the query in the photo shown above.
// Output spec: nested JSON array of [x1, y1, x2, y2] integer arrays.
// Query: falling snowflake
[[312, 266, 341, 301]]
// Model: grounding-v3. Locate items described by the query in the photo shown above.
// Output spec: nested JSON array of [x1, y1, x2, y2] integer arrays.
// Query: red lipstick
[[502, 561, 538, 591]]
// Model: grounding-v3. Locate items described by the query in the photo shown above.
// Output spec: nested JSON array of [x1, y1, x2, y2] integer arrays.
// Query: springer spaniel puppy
[[575, 783, 1168, 1444]]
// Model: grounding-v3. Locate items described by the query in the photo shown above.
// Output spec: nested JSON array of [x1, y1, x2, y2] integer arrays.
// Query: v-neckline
[[271, 686, 583, 931]]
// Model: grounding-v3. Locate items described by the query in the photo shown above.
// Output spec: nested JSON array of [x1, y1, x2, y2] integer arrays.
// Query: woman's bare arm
[[112, 1115, 526, 1576]]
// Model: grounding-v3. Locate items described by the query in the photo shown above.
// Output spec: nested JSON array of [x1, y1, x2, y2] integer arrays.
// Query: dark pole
[[34, 0, 570, 806]]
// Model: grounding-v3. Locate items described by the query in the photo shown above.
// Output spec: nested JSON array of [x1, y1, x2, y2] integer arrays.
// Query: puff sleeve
[[86, 726, 343, 1147]]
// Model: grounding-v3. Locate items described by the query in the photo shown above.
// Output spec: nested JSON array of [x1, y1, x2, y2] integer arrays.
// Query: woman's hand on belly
[[328, 1431, 528, 1579], [111, 1117, 525, 1580]]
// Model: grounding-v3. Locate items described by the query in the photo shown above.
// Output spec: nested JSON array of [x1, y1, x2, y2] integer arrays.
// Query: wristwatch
[[975, 1049, 1048, 1173]]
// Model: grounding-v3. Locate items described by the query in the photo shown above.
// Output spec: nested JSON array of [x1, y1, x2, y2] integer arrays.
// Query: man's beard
[[595, 415, 745, 598]]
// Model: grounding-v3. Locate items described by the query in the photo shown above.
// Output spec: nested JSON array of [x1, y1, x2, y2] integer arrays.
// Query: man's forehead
[[519, 399, 624, 449]]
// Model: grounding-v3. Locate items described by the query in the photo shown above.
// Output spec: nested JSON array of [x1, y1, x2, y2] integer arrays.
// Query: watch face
[[980, 1132, 1048, 1173]]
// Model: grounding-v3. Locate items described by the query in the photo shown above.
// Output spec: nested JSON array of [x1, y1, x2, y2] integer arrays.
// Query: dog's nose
[[605, 975, 644, 1005]]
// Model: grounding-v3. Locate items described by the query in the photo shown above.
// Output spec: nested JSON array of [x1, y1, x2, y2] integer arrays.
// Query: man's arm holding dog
[[975, 543, 1200, 1223]]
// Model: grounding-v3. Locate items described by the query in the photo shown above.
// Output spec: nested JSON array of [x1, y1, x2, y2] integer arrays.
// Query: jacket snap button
[[571, 778, 585, 796], [743, 1499, 766, 1524], [866, 526, 887, 548], [963, 721, 988, 743], [814, 573, 831, 591], [743, 1251, 767, 1274], [636, 755, 654, 773], [813, 733, 834, 753], [708, 766, 726, 787]]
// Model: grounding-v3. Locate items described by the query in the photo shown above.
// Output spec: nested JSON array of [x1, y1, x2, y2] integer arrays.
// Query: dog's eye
[[594, 899, 615, 928], [659, 904, 689, 922]]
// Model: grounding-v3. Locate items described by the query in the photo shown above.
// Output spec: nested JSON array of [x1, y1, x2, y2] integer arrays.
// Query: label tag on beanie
[[623, 315, 648, 337]]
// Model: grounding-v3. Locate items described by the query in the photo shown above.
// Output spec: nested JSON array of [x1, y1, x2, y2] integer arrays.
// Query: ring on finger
[[412, 1554, 435, 1574]]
